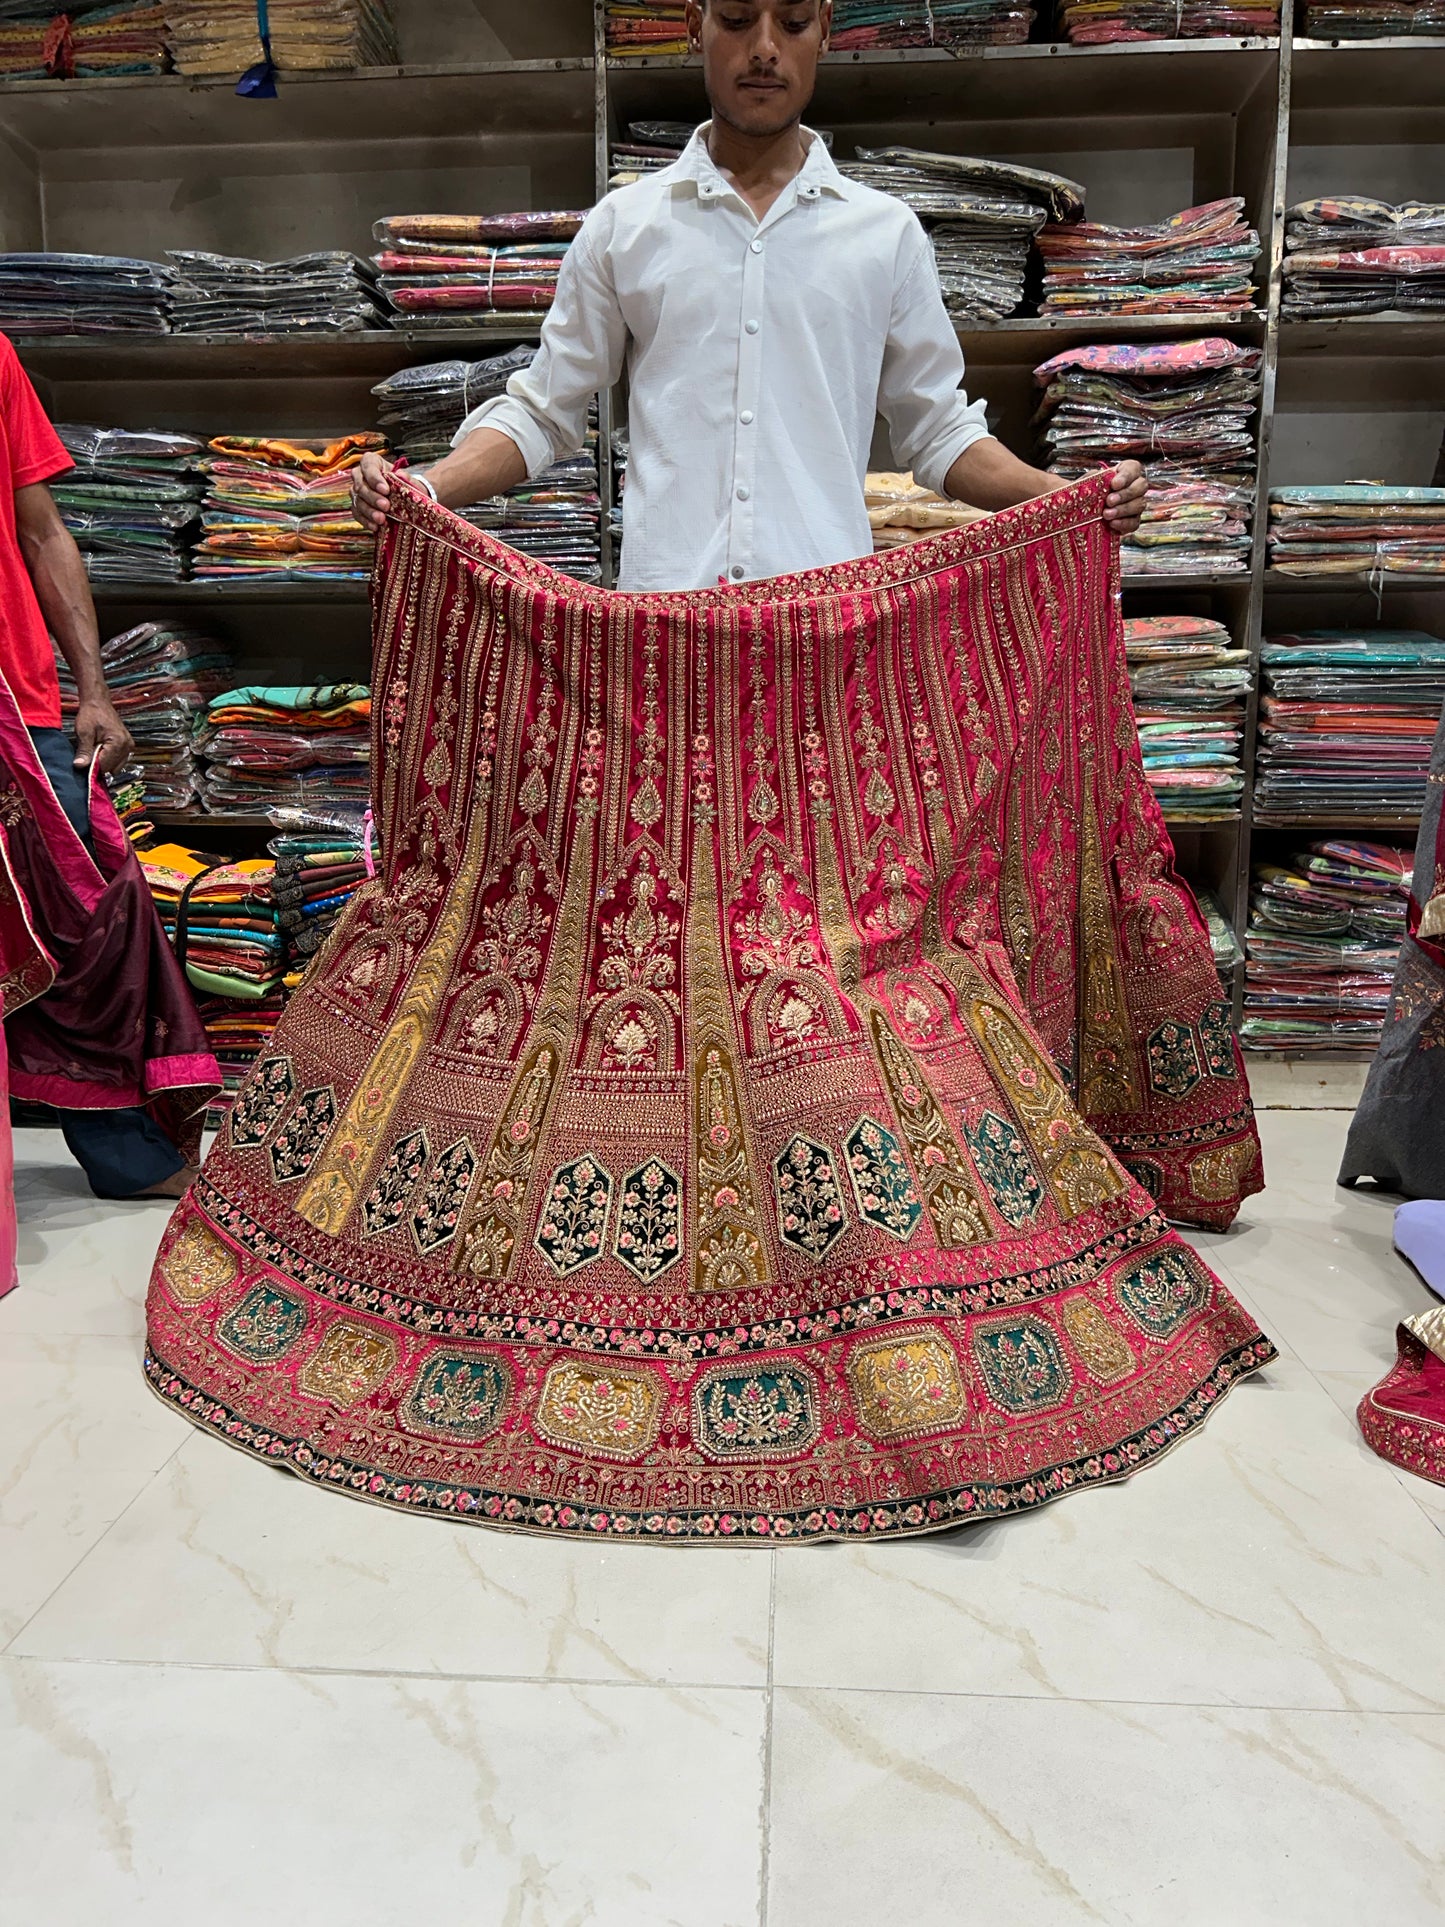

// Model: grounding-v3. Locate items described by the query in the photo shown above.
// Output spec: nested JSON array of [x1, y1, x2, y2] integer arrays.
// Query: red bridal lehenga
[[144, 475, 1274, 1543]]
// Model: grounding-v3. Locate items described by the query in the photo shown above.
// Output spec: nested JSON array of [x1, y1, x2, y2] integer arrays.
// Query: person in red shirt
[[1, 332, 200, 1199]]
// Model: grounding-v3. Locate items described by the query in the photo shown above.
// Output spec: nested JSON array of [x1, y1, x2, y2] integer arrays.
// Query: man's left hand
[[1103, 461, 1147, 538], [73, 697, 135, 777]]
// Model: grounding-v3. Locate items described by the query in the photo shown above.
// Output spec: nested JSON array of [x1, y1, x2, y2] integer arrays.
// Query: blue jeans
[[20, 729, 186, 1199]]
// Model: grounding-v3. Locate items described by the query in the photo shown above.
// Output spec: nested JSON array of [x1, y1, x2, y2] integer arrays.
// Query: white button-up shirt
[[455, 125, 990, 591]]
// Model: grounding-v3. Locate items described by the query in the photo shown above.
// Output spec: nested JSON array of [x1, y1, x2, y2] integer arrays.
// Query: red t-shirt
[[1, 332, 73, 727]]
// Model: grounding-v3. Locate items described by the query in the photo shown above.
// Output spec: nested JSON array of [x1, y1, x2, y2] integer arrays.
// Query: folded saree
[[145, 477, 1272, 1544]]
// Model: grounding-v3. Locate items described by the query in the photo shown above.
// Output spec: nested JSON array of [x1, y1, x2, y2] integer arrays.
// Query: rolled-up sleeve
[[452, 205, 628, 479], [877, 231, 990, 497]]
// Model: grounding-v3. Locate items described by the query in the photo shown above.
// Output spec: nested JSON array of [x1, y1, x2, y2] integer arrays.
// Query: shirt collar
[[672, 122, 851, 204]]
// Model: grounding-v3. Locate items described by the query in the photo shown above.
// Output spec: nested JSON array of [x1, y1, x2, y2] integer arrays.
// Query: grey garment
[[1339, 700, 1445, 1198]]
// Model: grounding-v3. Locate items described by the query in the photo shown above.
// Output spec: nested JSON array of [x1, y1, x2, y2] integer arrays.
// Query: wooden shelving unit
[[2, 0, 1442, 1045]]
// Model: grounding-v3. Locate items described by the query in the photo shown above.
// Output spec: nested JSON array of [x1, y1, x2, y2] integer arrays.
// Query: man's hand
[[352, 451, 396, 533], [1103, 461, 1147, 538], [73, 696, 134, 776]]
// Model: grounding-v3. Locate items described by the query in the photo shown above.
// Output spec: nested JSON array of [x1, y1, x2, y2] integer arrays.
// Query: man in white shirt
[[352, 0, 1146, 584]]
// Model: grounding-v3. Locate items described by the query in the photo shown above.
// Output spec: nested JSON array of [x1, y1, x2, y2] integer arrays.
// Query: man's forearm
[[423, 427, 529, 510], [942, 436, 1068, 513], [19, 503, 106, 700]]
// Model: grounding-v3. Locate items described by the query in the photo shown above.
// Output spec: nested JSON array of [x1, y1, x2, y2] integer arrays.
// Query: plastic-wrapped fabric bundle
[[373, 214, 584, 323], [1195, 886, 1244, 987], [1035, 338, 1261, 576], [371, 348, 537, 461], [195, 432, 381, 580], [1123, 614, 1250, 821], [1039, 199, 1261, 318], [195, 683, 371, 815], [610, 122, 833, 190], [603, 0, 687, 53], [0, 252, 172, 334], [831, 0, 1034, 43], [1301, 0, 1445, 33], [865, 471, 990, 550], [163, 0, 398, 75], [196, 993, 287, 1123], [842, 149, 1085, 323], [1268, 486, 1445, 578], [0, 3, 169, 77], [56, 620, 232, 809], [270, 822, 369, 985], [1058, 0, 1279, 37], [50, 425, 204, 582], [1255, 629, 1445, 822], [167, 250, 387, 334], [1283, 199, 1445, 317], [1241, 842, 1413, 1052]]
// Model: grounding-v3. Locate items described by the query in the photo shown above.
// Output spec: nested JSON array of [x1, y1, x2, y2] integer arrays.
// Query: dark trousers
[[20, 729, 186, 1198]]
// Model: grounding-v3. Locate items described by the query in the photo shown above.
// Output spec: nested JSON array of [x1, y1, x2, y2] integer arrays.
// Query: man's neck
[[704, 117, 809, 220]]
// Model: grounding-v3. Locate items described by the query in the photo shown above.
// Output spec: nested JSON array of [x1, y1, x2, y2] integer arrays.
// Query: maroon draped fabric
[[144, 477, 1272, 1544]]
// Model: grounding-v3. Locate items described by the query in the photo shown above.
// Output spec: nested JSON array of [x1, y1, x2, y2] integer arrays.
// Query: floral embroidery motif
[[216, 1283, 309, 1363], [535, 1156, 613, 1276], [1060, 1296, 1135, 1383], [693, 1362, 820, 1459], [230, 1054, 294, 1149], [297, 1320, 399, 1408], [972, 1315, 1072, 1414], [774, 1135, 848, 1259], [1148, 1020, 1202, 1099], [159, 1218, 237, 1306], [847, 1332, 968, 1440], [1123, 1159, 1164, 1200], [400, 1350, 512, 1442], [1114, 1248, 1211, 1338], [361, 1127, 431, 1238], [1393, 947, 1445, 1051], [966, 1111, 1044, 1229], [1188, 1138, 1258, 1205], [411, 1137, 479, 1257], [1199, 1000, 1236, 1078], [269, 1086, 337, 1185], [535, 1359, 663, 1459], [870, 1010, 991, 1247], [613, 1159, 683, 1283], [844, 1115, 922, 1241], [692, 1042, 767, 1291], [458, 1041, 559, 1279]]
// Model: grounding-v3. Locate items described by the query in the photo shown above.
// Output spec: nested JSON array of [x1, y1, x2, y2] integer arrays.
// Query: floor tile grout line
[[758, 1549, 777, 1927]]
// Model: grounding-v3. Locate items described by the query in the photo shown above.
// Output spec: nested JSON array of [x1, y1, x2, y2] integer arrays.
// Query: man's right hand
[[352, 451, 395, 532]]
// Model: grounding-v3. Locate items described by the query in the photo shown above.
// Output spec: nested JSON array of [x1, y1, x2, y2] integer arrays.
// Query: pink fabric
[[0, 1002, 14, 1300]]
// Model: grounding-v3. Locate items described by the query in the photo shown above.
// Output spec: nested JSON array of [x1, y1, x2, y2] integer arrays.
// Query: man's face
[[687, 0, 831, 138]]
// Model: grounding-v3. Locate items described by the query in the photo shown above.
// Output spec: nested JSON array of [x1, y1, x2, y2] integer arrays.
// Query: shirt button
[[730, 564, 745, 579], [739, 409, 754, 424], [749, 239, 763, 254], [745, 318, 759, 335], [737, 485, 750, 501]]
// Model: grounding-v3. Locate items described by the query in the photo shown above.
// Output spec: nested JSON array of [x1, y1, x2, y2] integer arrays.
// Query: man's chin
[[715, 92, 801, 138]]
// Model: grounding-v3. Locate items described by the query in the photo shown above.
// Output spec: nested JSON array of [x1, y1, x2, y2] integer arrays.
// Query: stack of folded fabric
[[865, 472, 989, 550], [829, 0, 934, 43], [611, 427, 628, 573], [271, 823, 369, 983], [1254, 628, 1445, 822], [371, 347, 536, 461], [842, 149, 1084, 322], [164, 0, 398, 74], [1282, 199, 1445, 317], [50, 425, 204, 582], [57, 620, 232, 809], [372, 213, 584, 324], [1058, 0, 1279, 36], [1301, 0, 1444, 33], [1195, 886, 1244, 988], [196, 993, 289, 1121], [0, 252, 172, 334], [609, 120, 694, 188], [1122, 614, 1250, 821], [195, 682, 372, 814], [194, 432, 380, 580], [603, 1, 687, 54], [1035, 337, 1261, 575], [1241, 841, 1413, 1052], [921, 0, 1036, 39], [1038, 198, 1260, 318], [1268, 486, 1445, 578], [106, 770, 152, 842], [167, 250, 386, 334], [0, 3, 169, 76]]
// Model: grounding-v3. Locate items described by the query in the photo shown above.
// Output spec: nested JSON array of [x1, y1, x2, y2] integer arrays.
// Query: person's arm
[[877, 231, 1147, 536], [13, 481, 133, 773], [354, 213, 629, 532]]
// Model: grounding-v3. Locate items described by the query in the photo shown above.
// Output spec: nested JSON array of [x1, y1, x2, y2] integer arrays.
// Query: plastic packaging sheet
[[51, 423, 205, 581], [164, 0, 398, 76], [194, 433, 382, 581], [194, 682, 371, 814], [1123, 614, 1249, 821], [57, 620, 233, 808], [1039, 198, 1260, 318], [1268, 486, 1445, 579], [167, 250, 387, 334], [0, 251, 173, 334]]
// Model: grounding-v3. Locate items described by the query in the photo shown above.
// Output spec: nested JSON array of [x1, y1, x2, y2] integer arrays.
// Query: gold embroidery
[[1060, 1296, 1134, 1383], [160, 1217, 238, 1307], [847, 1332, 968, 1440], [535, 1359, 663, 1459], [1188, 1138, 1258, 1204], [870, 1009, 992, 1247], [1076, 755, 1141, 1116], [297, 1321, 399, 1408]]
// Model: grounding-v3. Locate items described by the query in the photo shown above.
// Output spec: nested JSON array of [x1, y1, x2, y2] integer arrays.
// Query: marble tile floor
[[2, 1093, 1443, 1927]]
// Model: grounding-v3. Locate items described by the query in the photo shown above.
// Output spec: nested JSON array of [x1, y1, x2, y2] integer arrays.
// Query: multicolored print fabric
[[143, 475, 1273, 1544]]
